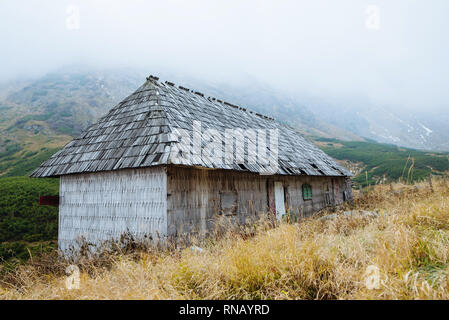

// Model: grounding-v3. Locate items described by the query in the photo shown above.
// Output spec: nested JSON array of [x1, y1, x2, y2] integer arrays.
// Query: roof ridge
[[145, 75, 276, 122]]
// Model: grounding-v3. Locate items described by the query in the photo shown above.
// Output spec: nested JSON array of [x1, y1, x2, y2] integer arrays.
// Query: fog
[[1, 0, 448, 112]]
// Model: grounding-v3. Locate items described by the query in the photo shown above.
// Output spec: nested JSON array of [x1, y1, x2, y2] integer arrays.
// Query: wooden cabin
[[31, 75, 353, 252]]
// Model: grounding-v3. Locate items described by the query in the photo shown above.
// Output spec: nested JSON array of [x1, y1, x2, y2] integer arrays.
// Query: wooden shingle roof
[[31, 76, 352, 178]]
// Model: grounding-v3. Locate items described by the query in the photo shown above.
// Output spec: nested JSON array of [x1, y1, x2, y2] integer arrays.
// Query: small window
[[302, 184, 312, 200], [220, 191, 238, 216]]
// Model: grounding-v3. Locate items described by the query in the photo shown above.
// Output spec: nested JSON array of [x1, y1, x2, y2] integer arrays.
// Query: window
[[220, 191, 238, 216], [302, 184, 312, 200]]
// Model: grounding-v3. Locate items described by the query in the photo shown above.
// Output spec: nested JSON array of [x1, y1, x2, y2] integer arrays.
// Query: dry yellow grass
[[1, 178, 449, 300]]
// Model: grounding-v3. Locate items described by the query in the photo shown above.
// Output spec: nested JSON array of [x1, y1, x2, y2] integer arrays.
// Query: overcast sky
[[0, 0, 448, 111]]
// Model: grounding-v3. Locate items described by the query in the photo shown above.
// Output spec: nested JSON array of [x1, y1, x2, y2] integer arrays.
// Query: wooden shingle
[[31, 77, 352, 178]]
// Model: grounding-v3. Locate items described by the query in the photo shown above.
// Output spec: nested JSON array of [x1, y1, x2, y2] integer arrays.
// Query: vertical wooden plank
[[274, 181, 286, 220], [267, 178, 276, 218], [59, 167, 167, 253]]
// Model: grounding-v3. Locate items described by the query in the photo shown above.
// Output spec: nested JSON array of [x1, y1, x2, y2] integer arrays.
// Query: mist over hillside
[[5, 67, 144, 136], [1, 66, 448, 156], [303, 96, 449, 152]]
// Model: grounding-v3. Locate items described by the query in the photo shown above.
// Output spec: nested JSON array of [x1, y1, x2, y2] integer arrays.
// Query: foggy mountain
[[304, 96, 449, 151], [0, 66, 448, 156]]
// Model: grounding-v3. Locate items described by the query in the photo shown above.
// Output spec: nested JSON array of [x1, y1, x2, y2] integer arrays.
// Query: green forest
[[317, 138, 449, 187], [0, 176, 59, 267]]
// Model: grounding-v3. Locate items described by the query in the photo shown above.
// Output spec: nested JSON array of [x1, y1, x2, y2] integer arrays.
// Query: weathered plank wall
[[59, 167, 167, 252], [277, 175, 349, 217], [166, 166, 351, 237], [58, 165, 351, 251], [166, 167, 269, 237]]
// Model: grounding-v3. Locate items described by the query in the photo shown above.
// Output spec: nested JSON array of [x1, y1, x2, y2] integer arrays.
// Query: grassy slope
[[0, 99, 70, 177], [314, 137, 449, 187], [1, 135, 448, 268], [1, 179, 449, 299], [0, 69, 143, 178]]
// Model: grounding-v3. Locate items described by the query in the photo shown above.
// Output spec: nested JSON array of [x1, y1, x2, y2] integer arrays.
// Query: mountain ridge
[[0, 66, 448, 178]]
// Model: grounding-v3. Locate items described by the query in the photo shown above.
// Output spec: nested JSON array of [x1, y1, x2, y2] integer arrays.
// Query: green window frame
[[302, 184, 312, 200]]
